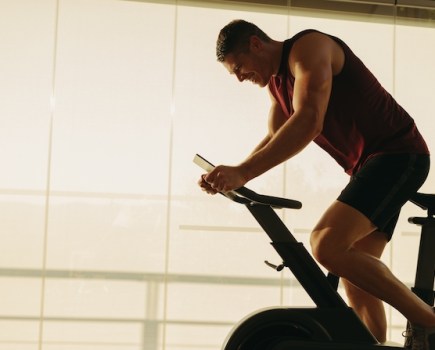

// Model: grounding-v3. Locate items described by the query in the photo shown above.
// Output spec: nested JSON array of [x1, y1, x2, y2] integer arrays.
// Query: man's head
[[216, 20, 276, 87], [216, 19, 271, 62]]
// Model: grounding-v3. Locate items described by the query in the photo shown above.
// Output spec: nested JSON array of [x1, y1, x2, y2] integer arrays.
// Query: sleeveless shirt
[[268, 30, 429, 175]]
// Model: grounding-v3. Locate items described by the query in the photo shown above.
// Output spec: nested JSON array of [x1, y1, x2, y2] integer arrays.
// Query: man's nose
[[236, 72, 246, 82]]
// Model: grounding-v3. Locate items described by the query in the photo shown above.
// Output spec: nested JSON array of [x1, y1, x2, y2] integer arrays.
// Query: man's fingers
[[198, 174, 219, 195], [204, 168, 218, 184]]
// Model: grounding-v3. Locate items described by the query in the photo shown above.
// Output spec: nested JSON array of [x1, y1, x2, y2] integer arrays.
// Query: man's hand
[[198, 165, 248, 194], [198, 174, 219, 195]]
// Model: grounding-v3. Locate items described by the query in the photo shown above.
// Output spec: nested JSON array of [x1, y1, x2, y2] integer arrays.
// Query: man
[[198, 19, 434, 349]]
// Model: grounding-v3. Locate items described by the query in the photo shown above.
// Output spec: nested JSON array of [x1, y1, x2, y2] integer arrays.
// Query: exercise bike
[[194, 154, 435, 350]]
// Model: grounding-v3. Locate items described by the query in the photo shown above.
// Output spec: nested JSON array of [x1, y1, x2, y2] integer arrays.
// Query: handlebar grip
[[194, 154, 302, 209]]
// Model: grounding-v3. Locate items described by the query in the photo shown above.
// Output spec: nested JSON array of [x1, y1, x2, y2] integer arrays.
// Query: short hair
[[216, 20, 271, 62]]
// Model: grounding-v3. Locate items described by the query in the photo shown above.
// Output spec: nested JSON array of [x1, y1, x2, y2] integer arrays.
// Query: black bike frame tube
[[246, 204, 348, 308]]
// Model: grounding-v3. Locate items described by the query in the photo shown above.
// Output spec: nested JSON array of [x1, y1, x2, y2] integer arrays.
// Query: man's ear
[[249, 35, 263, 52]]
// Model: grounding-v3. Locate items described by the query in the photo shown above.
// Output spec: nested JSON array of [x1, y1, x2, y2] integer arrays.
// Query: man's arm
[[240, 33, 337, 180], [205, 32, 342, 192], [249, 90, 288, 155], [199, 92, 286, 195]]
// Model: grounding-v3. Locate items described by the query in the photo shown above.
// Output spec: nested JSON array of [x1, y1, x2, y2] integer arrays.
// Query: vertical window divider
[[38, 0, 61, 349]]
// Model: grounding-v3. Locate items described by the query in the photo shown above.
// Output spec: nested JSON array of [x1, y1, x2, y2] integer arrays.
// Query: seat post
[[409, 216, 435, 306]]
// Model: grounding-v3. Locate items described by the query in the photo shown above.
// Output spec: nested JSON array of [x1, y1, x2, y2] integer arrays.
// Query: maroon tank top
[[268, 30, 429, 175]]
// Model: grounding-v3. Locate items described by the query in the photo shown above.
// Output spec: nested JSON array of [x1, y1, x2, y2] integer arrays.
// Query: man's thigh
[[311, 200, 377, 253]]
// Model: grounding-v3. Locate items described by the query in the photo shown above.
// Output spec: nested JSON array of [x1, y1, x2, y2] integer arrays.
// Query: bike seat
[[409, 192, 435, 215]]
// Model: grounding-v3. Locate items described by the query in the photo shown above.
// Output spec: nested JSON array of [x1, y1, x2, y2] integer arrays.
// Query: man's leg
[[310, 200, 435, 329], [341, 230, 388, 342]]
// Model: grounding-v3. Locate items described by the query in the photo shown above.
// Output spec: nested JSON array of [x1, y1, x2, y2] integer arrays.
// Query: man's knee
[[310, 202, 367, 266], [310, 229, 342, 271]]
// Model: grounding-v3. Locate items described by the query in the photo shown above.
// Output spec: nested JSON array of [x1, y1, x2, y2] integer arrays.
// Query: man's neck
[[270, 40, 284, 76]]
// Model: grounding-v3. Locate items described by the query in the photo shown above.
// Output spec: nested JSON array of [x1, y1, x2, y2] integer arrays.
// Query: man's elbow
[[310, 111, 324, 138]]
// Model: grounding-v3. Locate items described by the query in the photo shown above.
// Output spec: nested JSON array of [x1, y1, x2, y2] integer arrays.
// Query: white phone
[[193, 154, 215, 172]]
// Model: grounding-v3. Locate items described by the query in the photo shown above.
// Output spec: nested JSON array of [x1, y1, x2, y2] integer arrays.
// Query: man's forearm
[[241, 110, 322, 183], [249, 134, 272, 156]]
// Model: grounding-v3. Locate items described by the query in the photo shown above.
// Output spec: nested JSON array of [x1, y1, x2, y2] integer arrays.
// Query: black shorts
[[337, 154, 430, 241]]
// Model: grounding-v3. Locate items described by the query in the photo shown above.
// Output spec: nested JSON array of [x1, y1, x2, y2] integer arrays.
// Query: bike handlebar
[[194, 154, 302, 210]]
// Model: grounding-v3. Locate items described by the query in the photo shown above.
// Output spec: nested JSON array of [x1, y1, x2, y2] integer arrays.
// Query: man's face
[[222, 37, 269, 87]]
